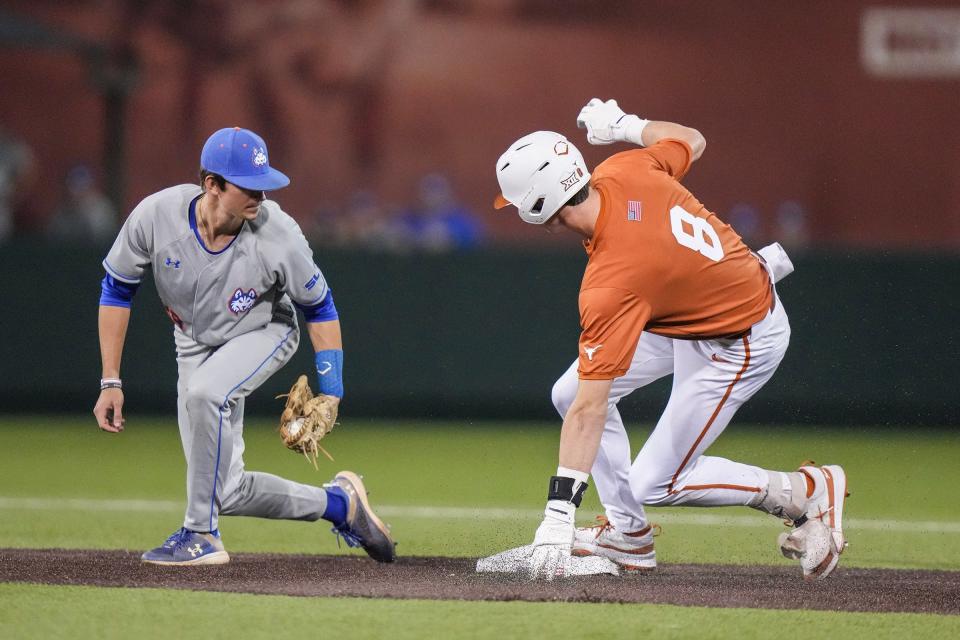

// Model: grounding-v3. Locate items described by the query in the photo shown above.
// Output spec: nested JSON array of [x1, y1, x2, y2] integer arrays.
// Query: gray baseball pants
[[174, 319, 329, 533]]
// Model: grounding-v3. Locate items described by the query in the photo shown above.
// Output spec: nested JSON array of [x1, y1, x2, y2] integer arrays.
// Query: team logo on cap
[[251, 147, 267, 167], [554, 141, 569, 156], [229, 288, 258, 314]]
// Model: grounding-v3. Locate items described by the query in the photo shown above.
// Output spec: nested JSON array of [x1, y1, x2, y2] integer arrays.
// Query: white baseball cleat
[[572, 516, 658, 571], [476, 544, 619, 579], [778, 463, 848, 581]]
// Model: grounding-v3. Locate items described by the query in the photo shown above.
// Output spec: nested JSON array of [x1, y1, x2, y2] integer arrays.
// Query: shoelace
[[163, 527, 195, 549], [330, 522, 363, 549], [799, 457, 843, 526], [587, 515, 661, 540], [588, 515, 615, 540]]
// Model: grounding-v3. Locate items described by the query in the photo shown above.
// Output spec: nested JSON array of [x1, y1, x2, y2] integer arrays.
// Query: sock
[[322, 486, 348, 526], [557, 466, 590, 485]]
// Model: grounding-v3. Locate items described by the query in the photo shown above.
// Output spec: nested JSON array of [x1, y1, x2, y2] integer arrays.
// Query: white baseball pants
[[552, 296, 791, 531]]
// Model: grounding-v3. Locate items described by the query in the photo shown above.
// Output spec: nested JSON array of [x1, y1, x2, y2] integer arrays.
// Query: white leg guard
[[750, 470, 808, 521]]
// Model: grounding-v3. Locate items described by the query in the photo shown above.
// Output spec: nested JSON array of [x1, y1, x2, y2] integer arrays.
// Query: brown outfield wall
[[1, 549, 958, 615]]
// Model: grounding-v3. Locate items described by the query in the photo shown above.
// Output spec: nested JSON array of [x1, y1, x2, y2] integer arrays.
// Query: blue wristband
[[314, 349, 344, 398]]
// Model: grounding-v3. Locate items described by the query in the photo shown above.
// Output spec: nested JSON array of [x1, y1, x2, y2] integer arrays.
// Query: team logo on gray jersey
[[229, 288, 258, 314], [304, 271, 321, 291]]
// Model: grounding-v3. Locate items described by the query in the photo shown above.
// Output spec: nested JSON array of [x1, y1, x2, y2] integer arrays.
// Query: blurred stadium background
[[0, 0, 958, 426]]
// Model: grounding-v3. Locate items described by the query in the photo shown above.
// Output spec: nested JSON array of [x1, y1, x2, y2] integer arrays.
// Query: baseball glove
[[277, 375, 339, 469]]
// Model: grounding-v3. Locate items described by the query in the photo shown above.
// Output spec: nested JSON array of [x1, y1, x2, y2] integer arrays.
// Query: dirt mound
[[2, 548, 957, 614]]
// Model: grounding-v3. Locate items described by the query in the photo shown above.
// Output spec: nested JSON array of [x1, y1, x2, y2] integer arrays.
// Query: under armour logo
[[317, 361, 332, 375], [583, 344, 603, 361], [165, 257, 181, 268], [187, 544, 203, 557]]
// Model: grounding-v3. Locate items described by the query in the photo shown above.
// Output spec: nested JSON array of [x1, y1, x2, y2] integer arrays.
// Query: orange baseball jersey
[[578, 139, 772, 380]]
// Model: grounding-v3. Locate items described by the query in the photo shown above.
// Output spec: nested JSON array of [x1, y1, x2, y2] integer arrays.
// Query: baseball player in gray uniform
[[93, 127, 395, 565]]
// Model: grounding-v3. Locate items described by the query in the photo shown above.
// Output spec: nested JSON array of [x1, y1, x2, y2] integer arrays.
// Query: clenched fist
[[576, 98, 648, 146]]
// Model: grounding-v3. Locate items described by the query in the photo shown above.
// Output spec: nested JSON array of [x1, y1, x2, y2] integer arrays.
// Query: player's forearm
[[641, 121, 706, 161], [558, 408, 606, 472], [98, 305, 130, 378], [306, 319, 343, 352], [307, 319, 344, 398], [557, 380, 612, 473]]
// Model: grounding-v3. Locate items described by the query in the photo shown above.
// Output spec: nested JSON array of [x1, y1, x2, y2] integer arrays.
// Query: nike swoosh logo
[[317, 362, 332, 375]]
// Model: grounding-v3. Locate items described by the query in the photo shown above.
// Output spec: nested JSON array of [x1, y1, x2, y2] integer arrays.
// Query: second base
[[476, 544, 619, 577]]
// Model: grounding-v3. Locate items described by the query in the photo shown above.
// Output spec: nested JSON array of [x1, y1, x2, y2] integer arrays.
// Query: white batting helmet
[[494, 131, 591, 224]]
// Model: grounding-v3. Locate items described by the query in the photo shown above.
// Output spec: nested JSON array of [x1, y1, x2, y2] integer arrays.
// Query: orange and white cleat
[[778, 463, 849, 581], [572, 515, 658, 572]]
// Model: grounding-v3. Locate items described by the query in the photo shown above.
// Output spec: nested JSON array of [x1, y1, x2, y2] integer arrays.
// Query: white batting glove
[[529, 545, 568, 581], [528, 509, 575, 580], [576, 98, 649, 146]]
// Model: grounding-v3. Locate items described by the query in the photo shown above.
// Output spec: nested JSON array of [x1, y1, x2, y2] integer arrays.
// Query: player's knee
[[628, 465, 672, 505], [550, 371, 578, 417], [218, 474, 250, 515], [183, 383, 223, 411]]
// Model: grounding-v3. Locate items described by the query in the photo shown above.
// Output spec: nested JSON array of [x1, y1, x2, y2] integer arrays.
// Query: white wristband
[[623, 115, 651, 146], [100, 378, 122, 390], [557, 466, 590, 484]]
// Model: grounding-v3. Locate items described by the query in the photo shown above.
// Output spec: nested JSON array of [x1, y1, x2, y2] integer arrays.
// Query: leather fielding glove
[[576, 97, 647, 146], [277, 375, 339, 469]]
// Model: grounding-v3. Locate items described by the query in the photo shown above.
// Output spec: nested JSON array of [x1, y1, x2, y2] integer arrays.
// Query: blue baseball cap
[[200, 127, 290, 191]]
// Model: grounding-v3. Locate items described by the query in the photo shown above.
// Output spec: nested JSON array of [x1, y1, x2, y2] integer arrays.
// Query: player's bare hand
[[94, 388, 125, 433]]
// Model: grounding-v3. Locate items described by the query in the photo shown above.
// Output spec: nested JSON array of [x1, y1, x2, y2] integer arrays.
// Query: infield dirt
[[2, 548, 957, 615]]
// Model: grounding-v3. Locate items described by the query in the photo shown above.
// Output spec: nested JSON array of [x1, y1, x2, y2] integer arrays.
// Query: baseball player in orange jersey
[[491, 99, 848, 581]]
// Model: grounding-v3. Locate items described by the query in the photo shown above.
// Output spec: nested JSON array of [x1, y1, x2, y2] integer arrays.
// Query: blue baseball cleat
[[326, 471, 397, 563], [141, 527, 230, 566]]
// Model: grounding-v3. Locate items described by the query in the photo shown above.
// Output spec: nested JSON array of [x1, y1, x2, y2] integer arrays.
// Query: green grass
[[2, 584, 958, 640], [0, 417, 957, 568], [0, 416, 958, 637]]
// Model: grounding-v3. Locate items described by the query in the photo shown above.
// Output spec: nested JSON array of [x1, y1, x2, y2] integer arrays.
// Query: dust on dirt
[[1, 548, 957, 615]]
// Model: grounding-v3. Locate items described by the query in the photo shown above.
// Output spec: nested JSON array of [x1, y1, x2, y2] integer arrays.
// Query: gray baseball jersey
[[103, 183, 335, 533], [103, 184, 329, 347]]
